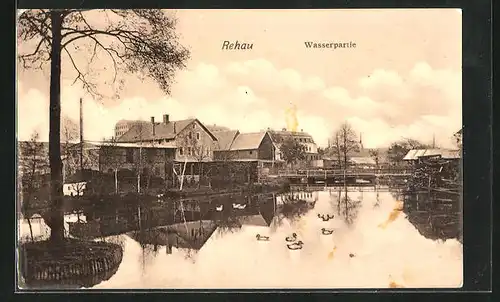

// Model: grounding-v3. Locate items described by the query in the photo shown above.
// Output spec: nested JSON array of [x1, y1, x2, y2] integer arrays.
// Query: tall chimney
[[151, 116, 155, 136], [163, 114, 169, 124], [173, 121, 176, 134]]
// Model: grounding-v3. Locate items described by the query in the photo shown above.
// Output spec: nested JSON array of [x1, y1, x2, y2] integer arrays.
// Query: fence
[[275, 168, 412, 177]]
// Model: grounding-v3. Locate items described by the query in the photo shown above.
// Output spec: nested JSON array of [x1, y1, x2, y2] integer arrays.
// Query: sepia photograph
[[16, 9, 463, 289]]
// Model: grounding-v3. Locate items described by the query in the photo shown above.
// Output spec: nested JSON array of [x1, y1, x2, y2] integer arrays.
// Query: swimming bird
[[321, 228, 334, 235], [317, 214, 332, 221], [285, 233, 298, 242], [232, 203, 247, 210], [215, 205, 223, 212], [256, 234, 270, 241], [287, 240, 304, 250]]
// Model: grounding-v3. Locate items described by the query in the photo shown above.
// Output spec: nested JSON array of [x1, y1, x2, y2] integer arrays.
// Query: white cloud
[[17, 59, 461, 149]]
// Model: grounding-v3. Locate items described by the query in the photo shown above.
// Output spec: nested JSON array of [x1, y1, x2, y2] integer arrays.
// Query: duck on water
[[321, 228, 334, 235], [256, 234, 270, 241], [287, 240, 304, 250], [317, 213, 334, 221], [285, 233, 298, 242], [232, 203, 247, 210]]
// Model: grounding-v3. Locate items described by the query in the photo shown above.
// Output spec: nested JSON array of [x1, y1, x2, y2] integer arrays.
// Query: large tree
[[280, 137, 306, 168], [369, 149, 380, 168], [329, 122, 359, 170], [17, 9, 190, 243]]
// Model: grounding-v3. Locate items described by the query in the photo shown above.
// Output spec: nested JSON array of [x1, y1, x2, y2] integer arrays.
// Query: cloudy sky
[[17, 9, 462, 148]]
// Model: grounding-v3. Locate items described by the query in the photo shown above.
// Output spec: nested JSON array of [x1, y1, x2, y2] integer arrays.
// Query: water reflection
[[403, 191, 461, 242], [48, 186, 461, 289]]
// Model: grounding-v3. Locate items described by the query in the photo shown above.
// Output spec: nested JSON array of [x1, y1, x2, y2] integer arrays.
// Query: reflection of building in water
[[277, 191, 317, 205], [129, 220, 217, 254], [238, 214, 272, 228], [403, 192, 461, 242]]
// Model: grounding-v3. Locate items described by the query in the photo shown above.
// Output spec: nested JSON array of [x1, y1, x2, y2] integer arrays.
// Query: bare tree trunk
[[27, 218, 34, 242], [115, 169, 118, 194], [47, 11, 65, 244]]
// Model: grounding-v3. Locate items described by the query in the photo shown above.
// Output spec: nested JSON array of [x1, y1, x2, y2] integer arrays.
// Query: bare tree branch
[[61, 45, 100, 98], [18, 9, 190, 99]]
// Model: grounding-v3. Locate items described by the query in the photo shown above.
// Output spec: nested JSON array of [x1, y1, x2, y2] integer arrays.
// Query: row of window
[[178, 146, 211, 156], [294, 137, 314, 143], [187, 132, 201, 140], [276, 153, 320, 161]]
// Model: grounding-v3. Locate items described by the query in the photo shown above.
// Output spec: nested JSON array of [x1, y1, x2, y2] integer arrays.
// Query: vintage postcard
[[16, 9, 463, 289]]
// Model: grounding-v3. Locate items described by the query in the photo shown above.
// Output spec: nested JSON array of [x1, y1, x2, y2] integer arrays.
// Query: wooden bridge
[[274, 168, 412, 185]]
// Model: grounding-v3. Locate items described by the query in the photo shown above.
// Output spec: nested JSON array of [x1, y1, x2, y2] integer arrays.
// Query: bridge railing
[[276, 168, 412, 177]]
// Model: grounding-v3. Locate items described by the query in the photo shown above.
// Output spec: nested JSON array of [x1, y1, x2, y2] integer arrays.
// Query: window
[[179, 147, 184, 155], [192, 123, 196, 129], [126, 149, 134, 163], [187, 147, 192, 155], [196, 132, 200, 140], [249, 151, 253, 155], [188, 132, 192, 140]]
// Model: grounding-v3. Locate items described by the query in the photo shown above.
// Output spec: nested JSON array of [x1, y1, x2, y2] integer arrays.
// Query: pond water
[[20, 186, 458, 289]]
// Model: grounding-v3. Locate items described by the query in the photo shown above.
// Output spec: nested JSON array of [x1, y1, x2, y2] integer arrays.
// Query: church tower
[[359, 133, 364, 151]]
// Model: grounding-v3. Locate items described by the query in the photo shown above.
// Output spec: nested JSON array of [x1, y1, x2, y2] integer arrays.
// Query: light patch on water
[[90, 190, 463, 289]]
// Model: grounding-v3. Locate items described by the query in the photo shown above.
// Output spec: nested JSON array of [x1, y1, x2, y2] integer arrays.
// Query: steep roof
[[117, 118, 217, 142], [229, 132, 268, 151], [213, 130, 239, 151], [350, 157, 376, 165], [206, 124, 231, 132], [403, 149, 447, 161], [267, 129, 315, 143]]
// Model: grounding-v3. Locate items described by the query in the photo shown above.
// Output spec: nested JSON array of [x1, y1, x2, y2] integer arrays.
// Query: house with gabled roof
[[403, 148, 461, 162], [213, 131, 275, 161], [212, 130, 239, 151], [267, 128, 320, 167], [116, 114, 219, 163]]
